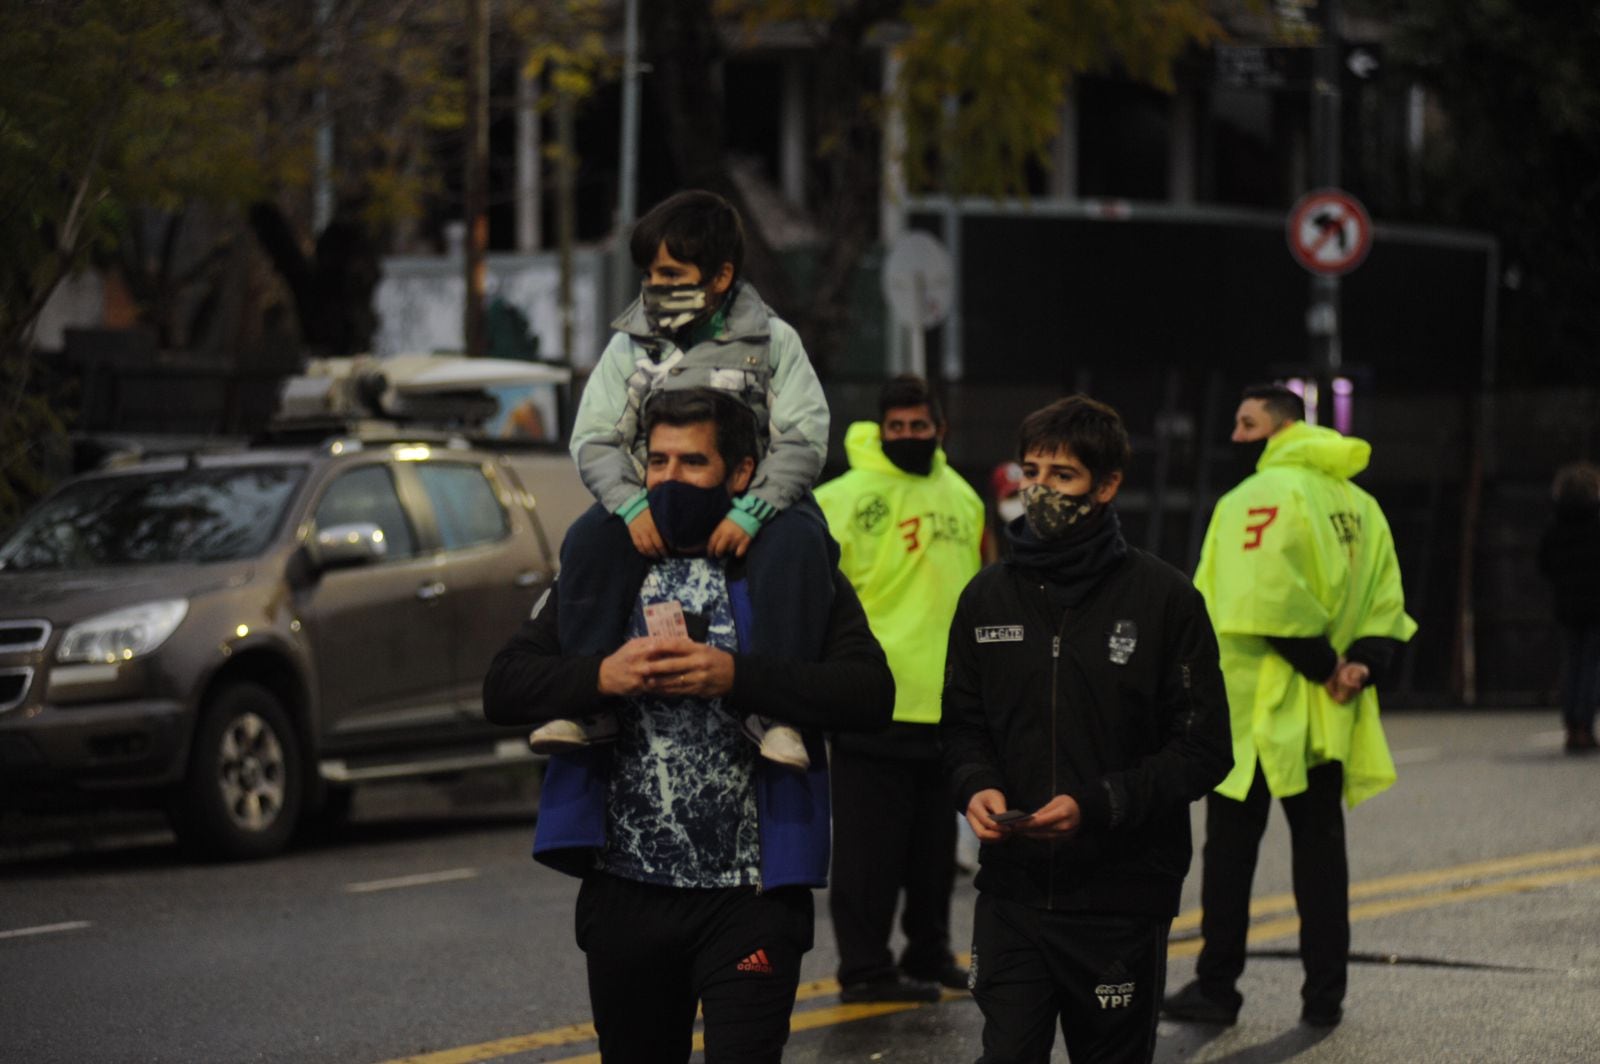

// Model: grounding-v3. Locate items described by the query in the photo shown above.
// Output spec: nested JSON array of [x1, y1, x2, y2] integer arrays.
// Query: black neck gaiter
[[1005, 506, 1128, 607]]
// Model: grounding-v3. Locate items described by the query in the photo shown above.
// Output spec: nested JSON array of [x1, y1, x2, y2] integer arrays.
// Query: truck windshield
[[0, 465, 305, 571]]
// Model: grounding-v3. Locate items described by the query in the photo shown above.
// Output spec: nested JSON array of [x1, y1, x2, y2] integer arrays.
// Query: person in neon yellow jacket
[[1165, 383, 1416, 1031], [814, 375, 984, 1003]]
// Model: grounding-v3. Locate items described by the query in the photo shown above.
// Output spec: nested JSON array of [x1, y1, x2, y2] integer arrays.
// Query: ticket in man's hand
[[643, 600, 688, 639]]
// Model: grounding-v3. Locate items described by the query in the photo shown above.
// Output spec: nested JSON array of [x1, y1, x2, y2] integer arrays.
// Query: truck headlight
[[57, 600, 190, 664]]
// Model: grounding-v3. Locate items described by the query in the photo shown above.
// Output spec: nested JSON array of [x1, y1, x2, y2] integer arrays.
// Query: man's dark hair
[[1015, 395, 1131, 484], [877, 374, 943, 426], [1553, 461, 1600, 507], [1241, 382, 1306, 424], [643, 387, 760, 473], [629, 190, 746, 284]]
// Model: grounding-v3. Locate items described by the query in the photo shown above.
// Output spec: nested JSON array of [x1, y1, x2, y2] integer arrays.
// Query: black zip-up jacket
[[941, 548, 1232, 918]]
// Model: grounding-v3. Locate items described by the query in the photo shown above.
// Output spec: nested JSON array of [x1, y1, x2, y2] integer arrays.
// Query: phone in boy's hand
[[990, 809, 1030, 825]]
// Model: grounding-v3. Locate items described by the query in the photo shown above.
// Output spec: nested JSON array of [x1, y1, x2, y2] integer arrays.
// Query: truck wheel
[[172, 683, 303, 860]]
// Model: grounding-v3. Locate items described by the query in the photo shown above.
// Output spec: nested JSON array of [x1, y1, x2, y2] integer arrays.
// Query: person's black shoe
[[1301, 1002, 1343, 1027], [903, 962, 970, 991], [839, 973, 941, 1004], [1161, 981, 1239, 1026]]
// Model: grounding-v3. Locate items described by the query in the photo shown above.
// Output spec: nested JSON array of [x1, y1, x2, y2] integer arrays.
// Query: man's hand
[[642, 636, 736, 698], [966, 789, 1028, 842], [597, 636, 665, 697], [628, 508, 668, 558], [1324, 658, 1370, 704], [1013, 794, 1082, 840], [707, 518, 753, 558]]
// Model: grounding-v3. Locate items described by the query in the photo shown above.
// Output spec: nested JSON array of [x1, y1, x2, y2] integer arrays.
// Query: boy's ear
[[710, 262, 735, 295], [1093, 470, 1123, 505]]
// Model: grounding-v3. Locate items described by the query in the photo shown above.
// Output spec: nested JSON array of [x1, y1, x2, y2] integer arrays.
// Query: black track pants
[[969, 894, 1170, 1064], [828, 748, 957, 985], [1195, 761, 1349, 1012], [575, 873, 814, 1063]]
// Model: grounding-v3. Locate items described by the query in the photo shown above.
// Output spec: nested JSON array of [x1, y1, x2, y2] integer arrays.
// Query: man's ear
[[710, 262, 735, 296], [1093, 470, 1123, 505], [727, 456, 756, 495]]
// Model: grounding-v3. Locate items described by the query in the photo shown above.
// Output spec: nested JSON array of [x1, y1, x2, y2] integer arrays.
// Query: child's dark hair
[[1240, 382, 1306, 423], [630, 190, 746, 284], [643, 387, 760, 472], [877, 374, 943, 426], [1016, 395, 1131, 485]]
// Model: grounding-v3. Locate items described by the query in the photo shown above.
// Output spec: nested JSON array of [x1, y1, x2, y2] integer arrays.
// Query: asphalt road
[[2, 710, 1596, 1064]]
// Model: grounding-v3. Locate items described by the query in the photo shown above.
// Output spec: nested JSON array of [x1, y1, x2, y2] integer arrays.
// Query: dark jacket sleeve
[[1074, 583, 1234, 834], [940, 582, 1009, 812], [1266, 634, 1339, 683], [1345, 635, 1402, 689], [481, 583, 612, 726], [727, 571, 895, 733]]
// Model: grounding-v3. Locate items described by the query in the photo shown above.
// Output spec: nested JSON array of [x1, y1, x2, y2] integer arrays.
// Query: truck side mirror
[[307, 522, 389, 572]]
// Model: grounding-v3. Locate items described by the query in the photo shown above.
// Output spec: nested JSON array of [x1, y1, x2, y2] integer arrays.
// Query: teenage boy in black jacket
[[941, 395, 1233, 1064]]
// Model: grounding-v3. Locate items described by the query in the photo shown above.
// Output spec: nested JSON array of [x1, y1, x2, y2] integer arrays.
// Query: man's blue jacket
[[482, 564, 894, 889]]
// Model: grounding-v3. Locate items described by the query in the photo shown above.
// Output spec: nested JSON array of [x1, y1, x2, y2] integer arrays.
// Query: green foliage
[[723, 0, 1220, 197], [0, 0, 261, 356], [0, 354, 69, 532]]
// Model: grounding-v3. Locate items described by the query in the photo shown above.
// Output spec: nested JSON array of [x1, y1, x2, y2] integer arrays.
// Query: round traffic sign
[[1287, 188, 1372, 276], [881, 230, 954, 328]]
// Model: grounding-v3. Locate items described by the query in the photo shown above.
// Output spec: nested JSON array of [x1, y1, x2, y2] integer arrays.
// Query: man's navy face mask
[[648, 479, 731, 554]]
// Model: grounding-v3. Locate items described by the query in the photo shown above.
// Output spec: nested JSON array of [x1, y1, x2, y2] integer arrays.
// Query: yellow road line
[[1169, 861, 1600, 958], [374, 848, 1600, 1064], [1171, 843, 1600, 932], [541, 1001, 933, 1064]]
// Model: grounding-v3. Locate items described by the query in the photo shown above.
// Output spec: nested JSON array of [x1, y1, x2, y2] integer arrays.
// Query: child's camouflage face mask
[[641, 282, 712, 334]]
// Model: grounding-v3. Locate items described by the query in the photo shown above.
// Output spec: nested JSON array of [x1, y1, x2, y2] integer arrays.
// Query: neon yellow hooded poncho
[[815, 422, 984, 724], [1194, 421, 1417, 807]]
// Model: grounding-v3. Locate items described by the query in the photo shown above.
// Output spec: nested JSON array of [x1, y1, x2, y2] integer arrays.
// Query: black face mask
[[882, 436, 938, 476], [647, 479, 731, 554]]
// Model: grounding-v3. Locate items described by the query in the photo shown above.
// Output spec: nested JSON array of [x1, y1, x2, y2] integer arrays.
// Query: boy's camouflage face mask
[[642, 282, 712, 334], [1020, 483, 1098, 540]]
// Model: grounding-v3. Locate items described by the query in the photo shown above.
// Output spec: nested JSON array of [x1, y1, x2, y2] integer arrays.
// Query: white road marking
[[1392, 746, 1442, 764], [0, 920, 91, 940], [343, 868, 479, 894]]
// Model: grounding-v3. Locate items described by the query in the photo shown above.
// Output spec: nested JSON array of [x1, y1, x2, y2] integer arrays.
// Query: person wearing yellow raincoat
[[815, 375, 985, 1003], [1164, 384, 1416, 1030]]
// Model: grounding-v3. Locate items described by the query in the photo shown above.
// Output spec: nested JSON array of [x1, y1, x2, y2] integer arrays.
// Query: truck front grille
[[0, 620, 51, 653], [0, 667, 31, 714]]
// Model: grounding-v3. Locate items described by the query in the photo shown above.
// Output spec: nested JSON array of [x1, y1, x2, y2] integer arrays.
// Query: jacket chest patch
[[976, 625, 1025, 644], [1107, 620, 1138, 665]]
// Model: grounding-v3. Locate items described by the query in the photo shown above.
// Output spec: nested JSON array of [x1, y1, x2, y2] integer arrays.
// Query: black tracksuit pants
[[827, 747, 957, 986], [575, 872, 814, 1063], [1195, 761, 1349, 1012], [970, 894, 1171, 1064]]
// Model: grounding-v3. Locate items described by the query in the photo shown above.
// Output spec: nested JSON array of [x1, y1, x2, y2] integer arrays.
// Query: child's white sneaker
[[528, 712, 619, 754], [743, 715, 810, 771]]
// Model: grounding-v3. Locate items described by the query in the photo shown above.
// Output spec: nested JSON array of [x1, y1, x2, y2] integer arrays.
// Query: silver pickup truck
[[0, 426, 589, 860]]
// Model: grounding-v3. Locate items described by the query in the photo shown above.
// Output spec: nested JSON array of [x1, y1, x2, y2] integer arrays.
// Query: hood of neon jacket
[[842, 420, 952, 478], [1258, 420, 1371, 480]]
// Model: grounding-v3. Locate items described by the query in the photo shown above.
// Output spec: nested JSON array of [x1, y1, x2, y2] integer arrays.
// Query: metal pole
[[558, 86, 576, 361], [617, 0, 640, 230], [1307, 0, 1343, 407], [463, 0, 490, 357], [313, 0, 334, 234], [515, 64, 542, 252]]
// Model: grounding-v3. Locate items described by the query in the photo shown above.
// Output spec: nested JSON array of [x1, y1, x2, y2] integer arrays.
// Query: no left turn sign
[[1287, 188, 1372, 276]]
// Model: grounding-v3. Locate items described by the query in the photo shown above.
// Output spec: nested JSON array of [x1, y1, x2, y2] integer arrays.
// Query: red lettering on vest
[[1243, 506, 1279, 550]]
